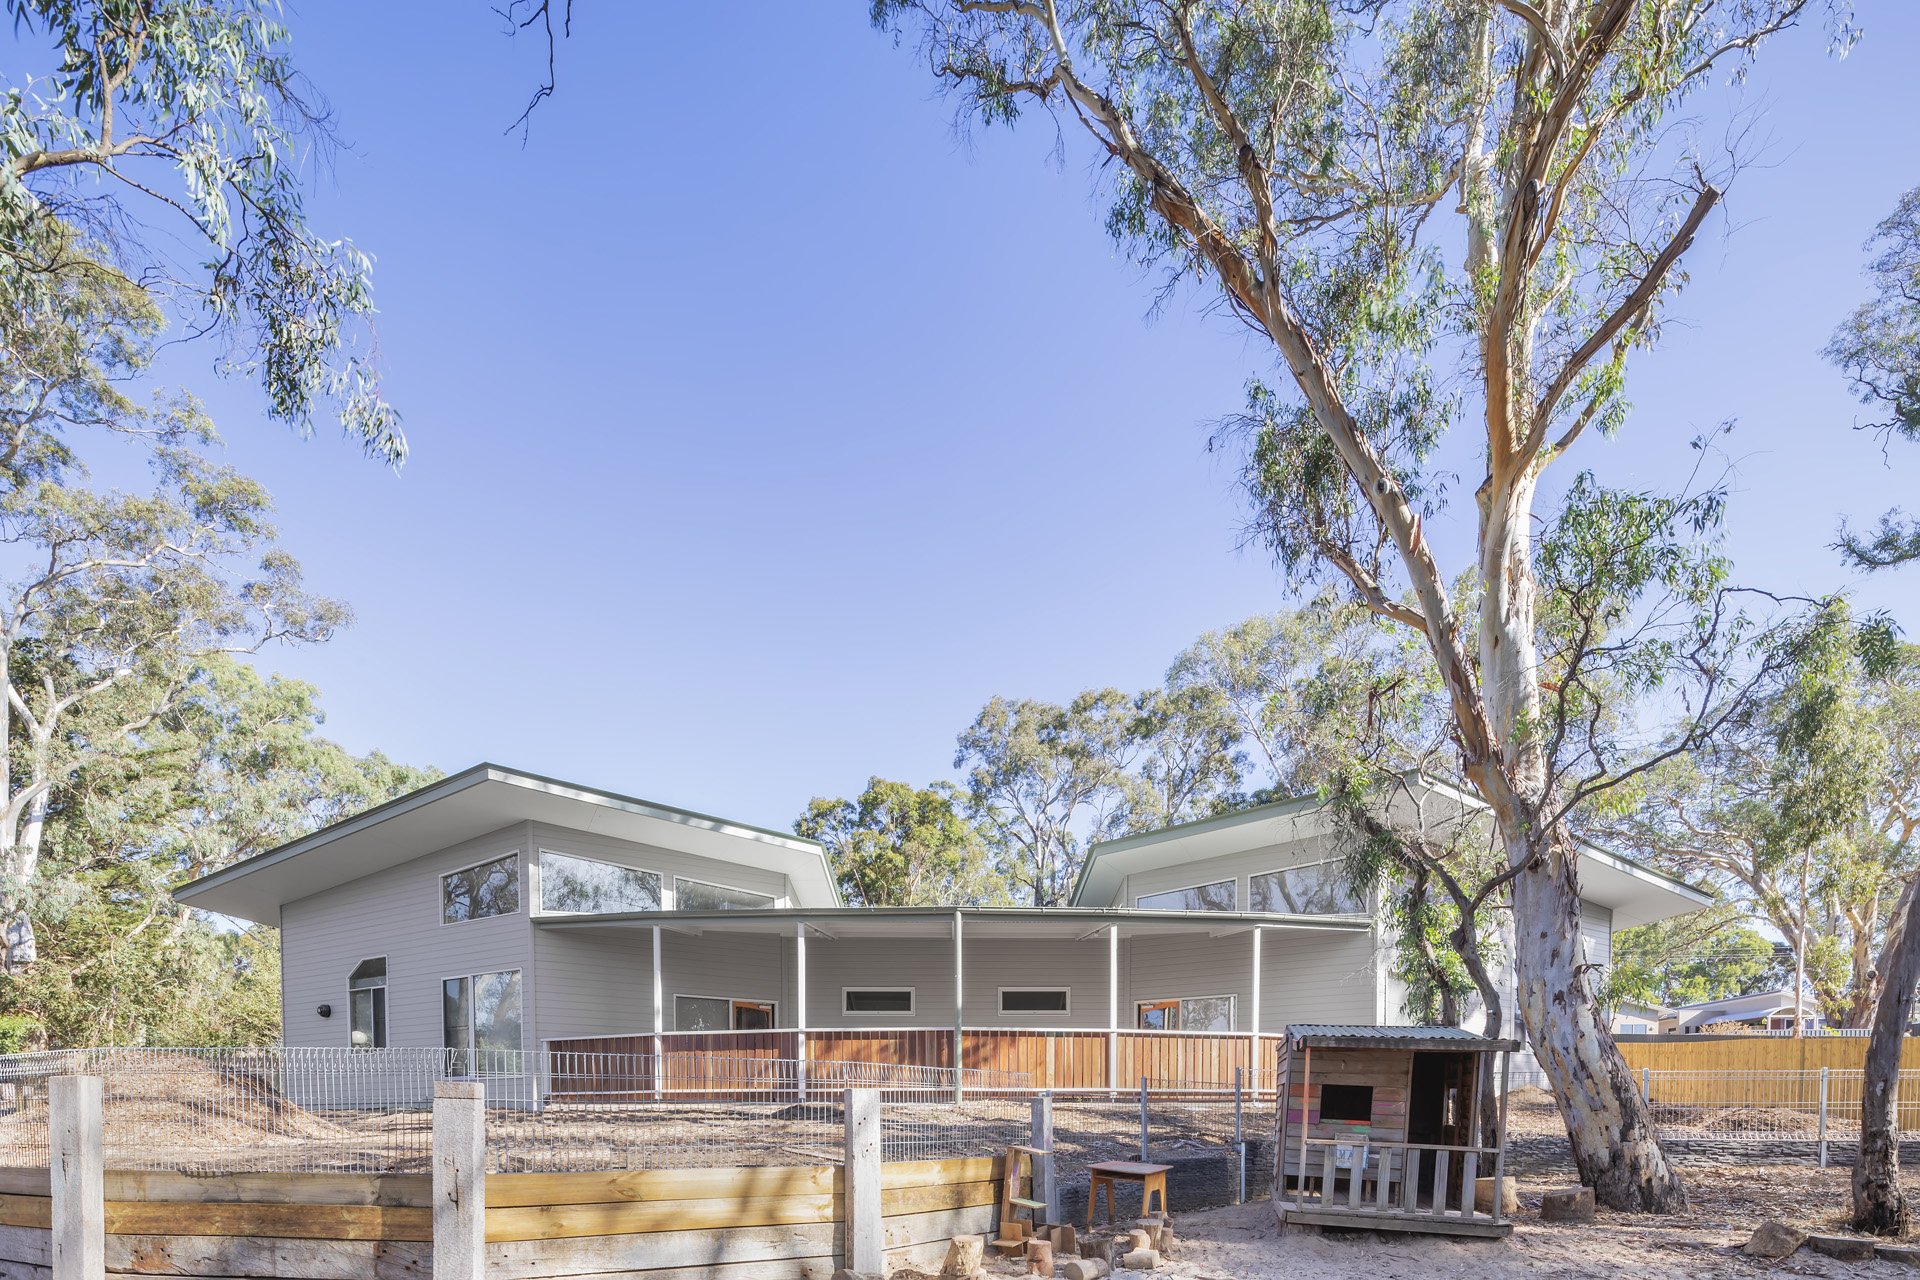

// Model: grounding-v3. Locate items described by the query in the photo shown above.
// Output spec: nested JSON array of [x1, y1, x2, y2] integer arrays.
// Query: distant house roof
[[1672, 988, 1817, 1025], [1074, 773, 1711, 928], [174, 763, 840, 924], [1285, 1024, 1522, 1052]]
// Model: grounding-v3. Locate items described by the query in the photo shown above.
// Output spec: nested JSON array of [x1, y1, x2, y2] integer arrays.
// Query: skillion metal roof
[[1285, 1024, 1522, 1052]]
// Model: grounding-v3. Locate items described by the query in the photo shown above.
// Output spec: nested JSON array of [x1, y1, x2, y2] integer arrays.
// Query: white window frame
[[1135, 993, 1237, 1032], [673, 875, 778, 911], [673, 992, 779, 1031], [536, 848, 662, 915], [440, 852, 522, 926], [1248, 857, 1369, 915], [439, 967, 525, 1076], [347, 956, 388, 1050], [998, 987, 1071, 1018], [1134, 877, 1238, 912], [842, 987, 916, 1017]]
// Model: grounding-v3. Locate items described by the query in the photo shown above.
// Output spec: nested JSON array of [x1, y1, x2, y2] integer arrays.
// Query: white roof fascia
[[173, 764, 839, 925], [1074, 773, 1709, 929]]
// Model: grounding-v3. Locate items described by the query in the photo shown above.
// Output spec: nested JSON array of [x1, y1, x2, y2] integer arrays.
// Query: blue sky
[[87, 2, 1920, 832]]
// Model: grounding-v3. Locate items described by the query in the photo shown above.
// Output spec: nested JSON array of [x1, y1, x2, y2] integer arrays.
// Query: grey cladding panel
[[281, 824, 533, 1050]]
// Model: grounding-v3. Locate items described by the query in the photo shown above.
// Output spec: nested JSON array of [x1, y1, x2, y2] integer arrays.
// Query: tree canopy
[[0, 0, 399, 461]]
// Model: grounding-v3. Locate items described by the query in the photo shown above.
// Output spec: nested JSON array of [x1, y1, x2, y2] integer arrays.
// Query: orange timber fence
[[549, 1027, 1289, 1097]]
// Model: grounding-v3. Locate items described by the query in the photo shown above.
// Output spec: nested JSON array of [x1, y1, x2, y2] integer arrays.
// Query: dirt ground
[[952, 1164, 1920, 1280]]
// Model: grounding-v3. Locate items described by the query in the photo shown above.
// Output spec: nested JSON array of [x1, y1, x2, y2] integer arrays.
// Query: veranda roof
[[535, 904, 1374, 941]]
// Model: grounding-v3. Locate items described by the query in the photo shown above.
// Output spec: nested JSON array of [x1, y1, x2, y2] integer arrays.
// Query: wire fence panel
[[1642, 1069, 1920, 1142], [0, 1047, 1031, 1174]]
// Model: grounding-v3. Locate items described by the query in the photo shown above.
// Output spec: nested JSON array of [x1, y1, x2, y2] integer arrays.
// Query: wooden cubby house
[[1274, 1024, 1518, 1238]]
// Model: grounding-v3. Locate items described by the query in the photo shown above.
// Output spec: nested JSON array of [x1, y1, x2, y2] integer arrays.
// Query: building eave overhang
[[172, 764, 839, 924], [1071, 772, 1713, 929], [532, 904, 1375, 940]]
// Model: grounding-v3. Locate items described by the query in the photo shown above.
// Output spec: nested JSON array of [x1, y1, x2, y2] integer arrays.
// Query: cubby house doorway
[[1408, 1050, 1477, 1203]]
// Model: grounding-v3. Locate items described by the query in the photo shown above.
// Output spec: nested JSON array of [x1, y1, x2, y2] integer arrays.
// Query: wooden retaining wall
[[0, 1158, 1013, 1280]]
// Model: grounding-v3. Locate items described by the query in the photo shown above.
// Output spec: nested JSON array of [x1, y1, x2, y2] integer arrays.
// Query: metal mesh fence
[[0, 1047, 1030, 1174], [1640, 1069, 1920, 1143]]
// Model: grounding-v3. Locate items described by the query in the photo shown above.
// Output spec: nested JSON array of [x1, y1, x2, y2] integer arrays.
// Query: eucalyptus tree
[[0, 0, 399, 460], [955, 689, 1140, 905], [795, 776, 1003, 906], [0, 440, 346, 970], [1827, 187, 1920, 570], [873, 0, 1847, 1209], [19, 657, 436, 1047], [1589, 632, 1920, 1028]]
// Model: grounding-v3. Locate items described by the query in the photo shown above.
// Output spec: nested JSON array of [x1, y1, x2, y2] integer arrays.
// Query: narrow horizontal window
[[541, 850, 661, 914], [1250, 862, 1366, 915], [1136, 879, 1236, 912], [844, 989, 914, 1014], [443, 854, 519, 923], [675, 877, 775, 911], [1000, 989, 1069, 1015]]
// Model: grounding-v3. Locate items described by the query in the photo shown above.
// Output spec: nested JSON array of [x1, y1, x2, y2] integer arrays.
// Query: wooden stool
[[1085, 1160, 1173, 1230]]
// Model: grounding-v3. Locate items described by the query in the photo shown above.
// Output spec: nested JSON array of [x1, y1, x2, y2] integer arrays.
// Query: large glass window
[[1136, 995, 1235, 1032], [443, 970, 522, 1074], [348, 958, 386, 1049], [675, 995, 776, 1031], [1136, 879, 1236, 912], [540, 850, 661, 914], [674, 878, 776, 911], [442, 855, 519, 923], [1249, 861, 1367, 915]]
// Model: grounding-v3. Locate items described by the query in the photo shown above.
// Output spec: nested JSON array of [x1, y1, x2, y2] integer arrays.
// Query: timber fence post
[[50, 1075, 102, 1280], [1031, 1091, 1057, 1224], [433, 1081, 486, 1280], [844, 1088, 882, 1275]]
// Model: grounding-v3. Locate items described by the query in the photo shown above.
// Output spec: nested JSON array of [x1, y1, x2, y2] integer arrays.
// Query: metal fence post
[[1234, 1067, 1246, 1206], [1031, 1091, 1057, 1224], [844, 1088, 882, 1274], [1641, 1066, 1650, 1101], [50, 1075, 102, 1280], [1139, 1076, 1149, 1161], [432, 1081, 486, 1280], [1818, 1066, 1829, 1168]]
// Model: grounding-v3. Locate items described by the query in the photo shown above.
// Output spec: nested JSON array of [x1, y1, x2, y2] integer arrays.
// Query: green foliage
[[1589, 624, 1920, 1024], [1606, 914, 1792, 1010], [0, 656, 437, 1046], [795, 777, 1002, 907], [0, 0, 399, 460], [1826, 186, 1920, 570], [954, 690, 1138, 906]]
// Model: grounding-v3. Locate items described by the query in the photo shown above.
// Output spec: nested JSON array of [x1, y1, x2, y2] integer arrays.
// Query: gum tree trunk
[[1855, 873, 1920, 1233], [1507, 824, 1687, 1210]]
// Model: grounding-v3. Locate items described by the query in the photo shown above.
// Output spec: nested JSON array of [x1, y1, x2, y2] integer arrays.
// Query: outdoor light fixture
[[316, 1004, 332, 1018]]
